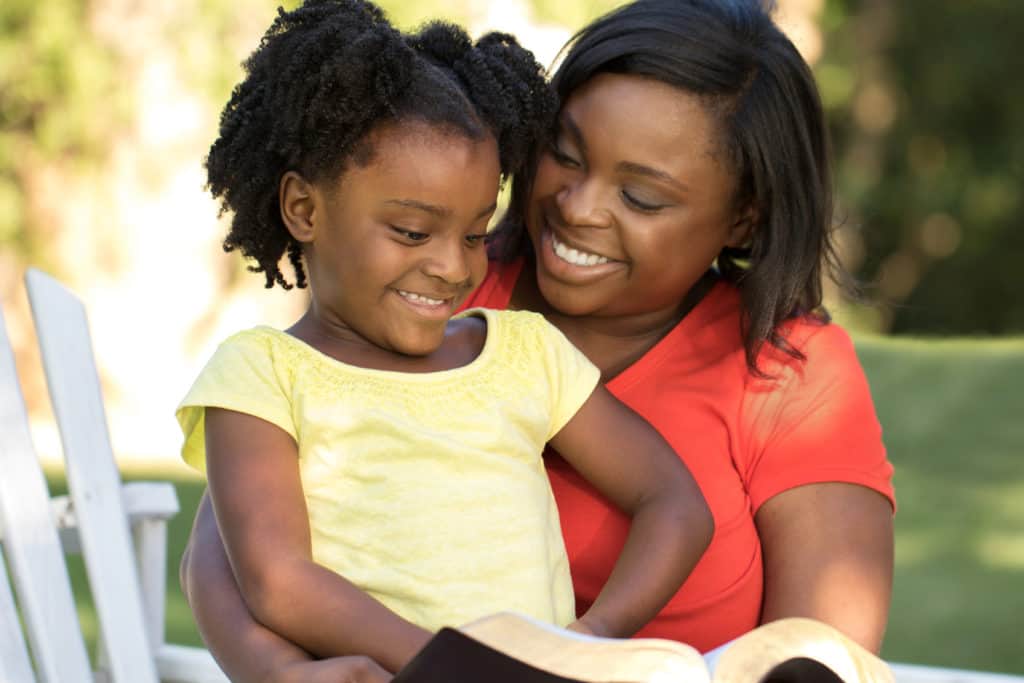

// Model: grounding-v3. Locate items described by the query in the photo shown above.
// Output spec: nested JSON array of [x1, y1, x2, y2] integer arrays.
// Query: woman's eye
[[621, 189, 665, 213], [393, 227, 429, 242], [548, 141, 580, 168], [465, 233, 487, 247]]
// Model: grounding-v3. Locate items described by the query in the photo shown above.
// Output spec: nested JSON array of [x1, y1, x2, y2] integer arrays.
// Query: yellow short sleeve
[[534, 318, 601, 439], [176, 329, 296, 474]]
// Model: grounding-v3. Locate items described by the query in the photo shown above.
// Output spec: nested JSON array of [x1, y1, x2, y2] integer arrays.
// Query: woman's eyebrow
[[562, 111, 686, 192], [616, 161, 687, 192], [558, 114, 587, 153]]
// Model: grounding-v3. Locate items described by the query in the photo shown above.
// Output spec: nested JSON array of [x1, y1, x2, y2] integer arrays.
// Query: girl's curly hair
[[205, 0, 556, 289]]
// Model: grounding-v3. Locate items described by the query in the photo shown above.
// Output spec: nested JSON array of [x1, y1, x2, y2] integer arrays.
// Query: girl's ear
[[726, 202, 759, 249], [280, 171, 317, 243]]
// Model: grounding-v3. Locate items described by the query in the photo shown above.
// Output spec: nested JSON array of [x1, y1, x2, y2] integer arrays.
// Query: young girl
[[177, 0, 713, 675]]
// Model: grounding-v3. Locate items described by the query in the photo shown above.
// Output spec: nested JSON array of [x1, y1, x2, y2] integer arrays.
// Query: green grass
[[45, 336, 1024, 674], [856, 336, 1024, 673]]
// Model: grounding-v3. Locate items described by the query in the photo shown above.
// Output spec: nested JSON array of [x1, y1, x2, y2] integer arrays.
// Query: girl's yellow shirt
[[177, 308, 599, 631]]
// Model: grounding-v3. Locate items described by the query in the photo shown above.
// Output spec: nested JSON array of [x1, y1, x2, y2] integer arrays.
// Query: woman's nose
[[556, 178, 612, 229]]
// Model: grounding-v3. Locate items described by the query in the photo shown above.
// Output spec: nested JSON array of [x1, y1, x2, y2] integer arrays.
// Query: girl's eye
[[621, 189, 666, 213], [392, 227, 428, 242], [464, 233, 487, 247]]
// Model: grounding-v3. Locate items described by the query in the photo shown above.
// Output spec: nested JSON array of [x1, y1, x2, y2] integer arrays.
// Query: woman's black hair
[[494, 0, 845, 375], [205, 0, 555, 289]]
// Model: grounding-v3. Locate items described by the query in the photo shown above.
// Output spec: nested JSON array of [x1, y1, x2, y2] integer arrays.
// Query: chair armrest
[[890, 662, 1024, 683], [52, 481, 181, 647], [155, 643, 229, 683], [51, 481, 180, 553]]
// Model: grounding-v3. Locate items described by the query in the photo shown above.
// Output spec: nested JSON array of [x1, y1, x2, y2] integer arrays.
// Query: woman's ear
[[280, 171, 317, 243], [726, 202, 759, 249]]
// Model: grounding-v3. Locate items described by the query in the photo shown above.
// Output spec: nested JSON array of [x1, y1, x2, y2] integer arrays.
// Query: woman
[[181, 0, 894, 680]]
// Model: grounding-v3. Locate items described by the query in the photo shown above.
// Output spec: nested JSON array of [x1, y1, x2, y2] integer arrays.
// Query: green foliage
[[525, 0, 624, 36], [0, 0, 125, 262], [822, 0, 1024, 334]]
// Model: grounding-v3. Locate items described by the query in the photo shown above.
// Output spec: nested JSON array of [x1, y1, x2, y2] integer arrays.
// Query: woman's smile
[[535, 212, 626, 287]]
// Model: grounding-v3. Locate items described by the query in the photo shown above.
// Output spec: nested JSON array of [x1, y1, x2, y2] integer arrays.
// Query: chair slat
[[0, 546, 37, 683], [25, 268, 160, 683], [0, 303, 93, 682]]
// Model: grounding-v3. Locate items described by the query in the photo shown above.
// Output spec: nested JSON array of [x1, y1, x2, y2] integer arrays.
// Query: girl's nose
[[422, 236, 472, 285]]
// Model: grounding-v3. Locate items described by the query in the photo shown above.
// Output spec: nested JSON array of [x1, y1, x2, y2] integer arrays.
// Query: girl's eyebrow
[[384, 198, 497, 220], [561, 112, 685, 192]]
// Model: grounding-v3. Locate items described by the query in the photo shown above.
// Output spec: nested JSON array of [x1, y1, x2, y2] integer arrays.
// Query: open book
[[392, 611, 894, 683]]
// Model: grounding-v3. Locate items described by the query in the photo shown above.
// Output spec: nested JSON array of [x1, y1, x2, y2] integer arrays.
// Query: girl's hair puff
[[205, 0, 555, 289]]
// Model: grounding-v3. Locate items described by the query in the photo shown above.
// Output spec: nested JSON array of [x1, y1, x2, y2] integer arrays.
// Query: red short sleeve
[[740, 323, 895, 512]]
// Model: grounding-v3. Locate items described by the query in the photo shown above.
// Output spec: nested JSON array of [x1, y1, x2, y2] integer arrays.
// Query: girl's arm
[[180, 493, 392, 682], [755, 482, 893, 653], [203, 407, 432, 673], [548, 385, 714, 638]]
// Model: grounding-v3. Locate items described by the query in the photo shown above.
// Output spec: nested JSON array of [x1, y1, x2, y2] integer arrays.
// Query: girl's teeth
[[552, 235, 609, 266], [399, 290, 444, 305]]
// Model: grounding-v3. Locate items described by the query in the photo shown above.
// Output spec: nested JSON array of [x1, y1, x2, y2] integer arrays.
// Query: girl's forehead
[[352, 119, 491, 168], [328, 119, 501, 209]]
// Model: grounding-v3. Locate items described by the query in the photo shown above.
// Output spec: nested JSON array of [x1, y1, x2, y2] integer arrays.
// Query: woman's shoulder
[[765, 315, 862, 379], [459, 258, 523, 311]]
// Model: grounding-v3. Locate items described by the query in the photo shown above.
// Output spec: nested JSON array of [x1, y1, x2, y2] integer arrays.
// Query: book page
[[460, 612, 711, 683], [704, 618, 894, 683]]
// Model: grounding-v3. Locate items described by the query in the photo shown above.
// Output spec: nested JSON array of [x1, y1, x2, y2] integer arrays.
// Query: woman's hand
[[267, 656, 392, 683]]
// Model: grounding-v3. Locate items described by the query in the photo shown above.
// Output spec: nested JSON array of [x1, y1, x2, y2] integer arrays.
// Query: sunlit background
[[2, 0, 1022, 673]]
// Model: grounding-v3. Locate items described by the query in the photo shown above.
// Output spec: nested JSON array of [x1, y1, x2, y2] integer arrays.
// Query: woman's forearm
[[240, 552, 431, 673], [186, 492, 431, 675], [182, 492, 317, 682]]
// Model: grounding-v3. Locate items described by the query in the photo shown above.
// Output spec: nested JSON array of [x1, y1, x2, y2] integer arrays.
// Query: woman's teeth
[[398, 290, 445, 306], [552, 234, 609, 266]]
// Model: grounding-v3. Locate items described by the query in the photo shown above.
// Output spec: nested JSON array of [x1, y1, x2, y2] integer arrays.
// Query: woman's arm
[[202, 407, 432, 673], [180, 493, 392, 682], [755, 481, 894, 653], [548, 385, 714, 638]]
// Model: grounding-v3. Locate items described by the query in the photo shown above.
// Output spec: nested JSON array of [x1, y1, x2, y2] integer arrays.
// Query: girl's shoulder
[[457, 307, 554, 348], [210, 325, 292, 359], [197, 326, 326, 384]]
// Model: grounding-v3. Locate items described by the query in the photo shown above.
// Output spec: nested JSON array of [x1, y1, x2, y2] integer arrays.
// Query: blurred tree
[[0, 0, 126, 271], [821, 0, 1024, 334]]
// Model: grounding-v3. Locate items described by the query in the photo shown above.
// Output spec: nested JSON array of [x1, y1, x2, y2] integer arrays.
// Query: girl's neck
[[511, 263, 717, 383], [286, 309, 486, 374]]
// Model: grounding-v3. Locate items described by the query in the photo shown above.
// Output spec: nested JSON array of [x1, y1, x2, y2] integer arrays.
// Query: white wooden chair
[[0, 268, 227, 681]]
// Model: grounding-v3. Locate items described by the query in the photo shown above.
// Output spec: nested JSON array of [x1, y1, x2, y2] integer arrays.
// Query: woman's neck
[[511, 263, 716, 383]]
